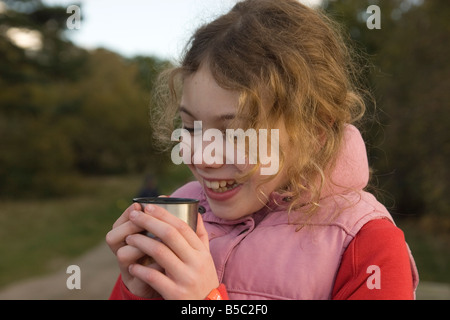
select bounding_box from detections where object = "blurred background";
[0,0,448,299]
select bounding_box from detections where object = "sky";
[42,0,322,61]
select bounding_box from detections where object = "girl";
[106,0,418,300]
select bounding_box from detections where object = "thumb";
[196,213,210,250]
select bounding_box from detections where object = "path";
[0,242,118,300]
[0,242,449,300]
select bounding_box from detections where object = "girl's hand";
[105,203,162,299]
[125,204,219,300]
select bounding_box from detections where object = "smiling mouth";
[204,179,241,193]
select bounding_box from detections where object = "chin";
[207,200,247,220]
[207,195,266,221]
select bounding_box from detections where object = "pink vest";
[171,125,419,299]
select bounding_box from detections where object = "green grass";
[396,217,450,284]
[0,167,193,288]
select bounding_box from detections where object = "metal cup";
[132,197,199,238]
[132,197,199,265]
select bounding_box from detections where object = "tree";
[0,0,171,197]
[0,0,87,196]
[323,0,450,219]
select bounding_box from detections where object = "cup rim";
[132,197,199,204]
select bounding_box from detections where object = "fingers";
[129,206,205,261]
[106,205,143,254]
[116,244,146,271]
[125,233,185,275]
[113,202,141,229]
[128,209,193,262]
[124,204,218,300]
[116,243,165,294]
[128,263,177,298]
[106,220,144,254]
[142,204,204,251]
[195,214,210,251]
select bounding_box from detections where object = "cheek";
[250,167,288,196]
[187,164,200,178]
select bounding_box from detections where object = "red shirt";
[109,219,415,300]
[332,218,415,299]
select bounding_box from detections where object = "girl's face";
[180,65,289,220]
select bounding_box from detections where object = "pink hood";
[322,124,370,197]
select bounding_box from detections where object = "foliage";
[323,0,450,221]
[0,0,170,197]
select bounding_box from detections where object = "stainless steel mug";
[132,197,199,265]
[132,197,199,239]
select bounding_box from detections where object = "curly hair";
[151,0,368,217]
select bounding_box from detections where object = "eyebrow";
[179,105,236,121]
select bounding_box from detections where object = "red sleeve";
[109,275,159,300]
[332,219,415,300]
[208,283,229,300]
[109,274,229,300]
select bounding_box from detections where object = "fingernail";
[129,210,139,219]
[144,204,155,213]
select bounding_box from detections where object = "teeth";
[211,181,220,189]
[204,179,239,193]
